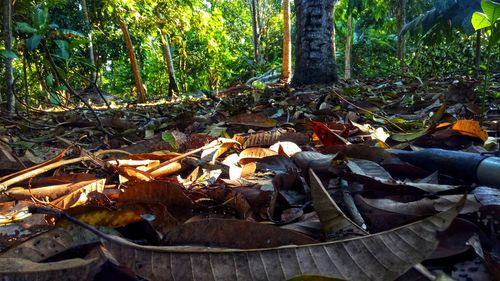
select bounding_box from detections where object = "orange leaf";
[451,120,488,142]
[306,121,348,147]
[436,122,452,129]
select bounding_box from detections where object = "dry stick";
[330,90,405,132]
[42,44,112,136]
[0,149,130,192]
[147,140,223,173]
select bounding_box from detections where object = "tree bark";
[344,14,352,80]
[250,0,263,64]
[292,0,337,86]
[396,0,407,74]
[117,14,147,103]
[279,0,292,83]
[3,0,15,113]
[332,3,337,61]
[80,0,98,85]
[160,30,180,97]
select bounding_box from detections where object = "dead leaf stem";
[331,90,405,132]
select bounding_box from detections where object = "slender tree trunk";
[292,0,337,86]
[80,0,97,85]
[3,0,15,113]
[23,51,29,106]
[117,14,147,103]
[396,0,407,74]
[475,30,481,78]
[332,3,337,61]
[250,0,262,64]
[160,30,179,97]
[279,0,292,83]
[344,14,353,80]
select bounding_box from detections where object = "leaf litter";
[0,76,499,280]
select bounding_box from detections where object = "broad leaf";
[94,203,460,281]
[0,257,101,280]
[32,5,48,29]
[482,0,500,22]
[472,12,492,30]
[15,22,37,34]
[54,40,69,60]
[26,35,43,51]
[0,50,18,59]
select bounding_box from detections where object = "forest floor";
[0,75,499,281]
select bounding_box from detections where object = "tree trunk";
[160,30,180,97]
[250,0,263,64]
[396,0,407,74]
[279,0,292,83]
[117,14,147,103]
[3,0,15,113]
[292,0,337,86]
[344,14,352,80]
[332,3,337,61]
[80,0,98,85]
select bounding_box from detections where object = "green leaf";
[26,35,43,51]
[33,4,48,29]
[48,23,60,30]
[46,73,54,87]
[481,0,500,22]
[15,22,37,34]
[55,40,69,60]
[1,50,18,59]
[472,12,491,30]
[54,85,68,91]
[161,131,178,150]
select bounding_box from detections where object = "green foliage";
[403,0,482,42]
[472,0,500,47]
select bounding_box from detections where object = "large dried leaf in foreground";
[1,224,98,262]
[163,218,317,248]
[0,257,100,281]
[91,202,460,281]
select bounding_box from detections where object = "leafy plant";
[471,0,500,122]
[471,0,500,48]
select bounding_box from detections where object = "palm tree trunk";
[279,0,292,83]
[292,0,337,86]
[117,14,147,103]
[3,0,15,113]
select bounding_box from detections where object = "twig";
[147,140,223,173]
[330,89,405,132]
[0,149,130,192]
[42,43,112,136]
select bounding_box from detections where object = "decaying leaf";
[309,169,368,239]
[225,113,277,128]
[0,257,101,281]
[95,202,461,281]
[162,218,317,248]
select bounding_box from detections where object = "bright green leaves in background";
[472,0,500,47]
